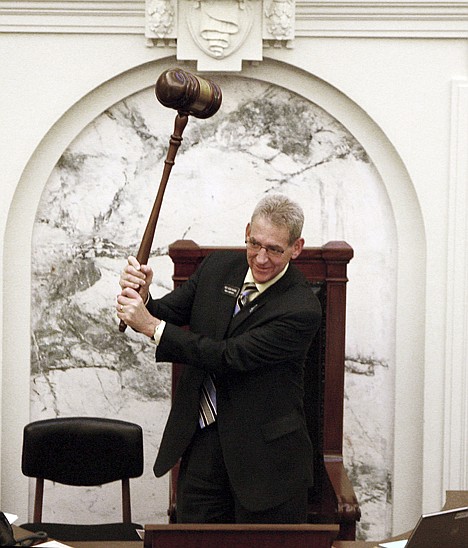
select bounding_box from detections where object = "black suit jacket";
[148,250,322,511]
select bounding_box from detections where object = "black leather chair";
[20,416,144,541]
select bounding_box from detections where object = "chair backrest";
[22,416,144,522]
[167,240,360,540]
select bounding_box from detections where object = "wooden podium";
[144,523,339,547]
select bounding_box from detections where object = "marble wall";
[31,75,397,539]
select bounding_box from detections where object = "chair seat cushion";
[20,521,143,541]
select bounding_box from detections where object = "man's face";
[245,216,304,284]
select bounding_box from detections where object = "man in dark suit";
[117,194,322,523]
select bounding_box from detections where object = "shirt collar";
[244,263,289,295]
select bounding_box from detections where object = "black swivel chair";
[20,416,144,541]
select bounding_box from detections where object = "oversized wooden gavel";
[119,68,222,332]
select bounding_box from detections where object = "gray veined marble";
[31,76,396,539]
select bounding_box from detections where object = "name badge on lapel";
[223,285,239,298]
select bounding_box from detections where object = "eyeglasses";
[245,237,286,258]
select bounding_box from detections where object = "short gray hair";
[251,194,304,244]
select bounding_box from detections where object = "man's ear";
[291,237,305,260]
[245,223,251,240]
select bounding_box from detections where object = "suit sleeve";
[145,255,208,327]
[156,289,321,374]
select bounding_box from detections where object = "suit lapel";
[215,258,248,340]
[228,265,299,333]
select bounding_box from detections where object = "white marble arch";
[2,56,424,538]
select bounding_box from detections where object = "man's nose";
[255,248,270,263]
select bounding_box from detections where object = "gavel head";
[155,68,222,119]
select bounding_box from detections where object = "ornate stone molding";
[264,0,295,45]
[0,1,145,33]
[444,79,468,491]
[2,1,468,69]
[145,1,296,70]
[2,1,468,36]
[146,0,177,42]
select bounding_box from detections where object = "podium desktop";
[12,491,468,548]
[143,523,340,548]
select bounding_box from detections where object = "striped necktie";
[199,283,258,428]
[233,283,258,316]
[199,373,217,428]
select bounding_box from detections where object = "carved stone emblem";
[145,0,296,70]
[186,0,254,59]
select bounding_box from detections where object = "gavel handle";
[119,112,189,332]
